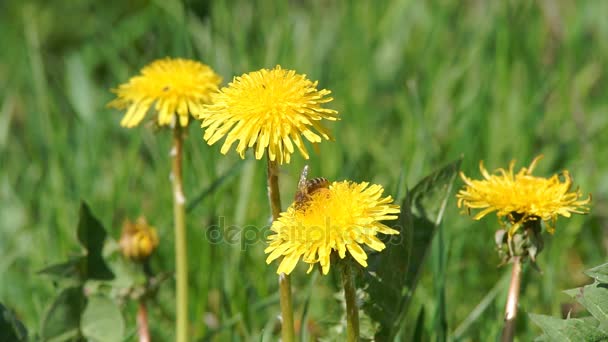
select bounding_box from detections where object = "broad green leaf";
[76,202,114,280]
[0,303,28,341]
[77,202,107,258]
[529,313,606,342]
[81,295,124,342]
[532,263,608,340]
[38,203,113,281]
[585,263,608,283]
[41,286,85,342]
[37,257,83,279]
[564,282,608,332]
[359,158,461,340]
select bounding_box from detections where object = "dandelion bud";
[119,217,159,261]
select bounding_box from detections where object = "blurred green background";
[1,0,607,340]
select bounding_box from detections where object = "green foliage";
[76,203,115,281]
[0,303,28,342]
[38,203,121,341]
[1,0,607,340]
[530,314,606,342]
[360,158,461,340]
[530,263,608,341]
[80,295,125,342]
[585,263,608,283]
[39,202,114,281]
[40,286,85,342]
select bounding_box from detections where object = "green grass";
[1,0,607,340]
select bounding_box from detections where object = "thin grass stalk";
[171,125,188,342]
[266,156,294,342]
[501,256,522,342]
[342,262,359,342]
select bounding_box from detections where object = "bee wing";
[298,165,309,191]
[294,165,310,203]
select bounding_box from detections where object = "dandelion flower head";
[265,181,400,275]
[200,66,339,164]
[456,155,590,234]
[109,58,221,128]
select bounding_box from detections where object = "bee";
[294,165,330,210]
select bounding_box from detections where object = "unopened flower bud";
[119,217,159,261]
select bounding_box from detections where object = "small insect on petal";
[265,180,400,275]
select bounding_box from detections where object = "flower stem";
[501,256,522,342]
[267,157,294,342]
[172,126,188,342]
[279,273,294,341]
[267,157,282,219]
[342,262,359,342]
[137,299,151,342]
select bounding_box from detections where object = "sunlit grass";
[1,0,607,340]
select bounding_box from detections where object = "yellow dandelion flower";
[456,155,591,234]
[265,181,400,275]
[119,217,160,261]
[108,58,221,128]
[200,66,339,164]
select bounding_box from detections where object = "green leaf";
[359,158,461,340]
[77,202,107,258]
[531,262,608,340]
[76,202,114,280]
[564,282,608,331]
[411,306,426,342]
[37,257,83,279]
[529,313,606,342]
[80,295,124,342]
[0,303,28,342]
[38,203,114,281]
[585,263,608,283]
[41,286,85,342]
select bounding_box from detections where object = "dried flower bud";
[119,217,159,261]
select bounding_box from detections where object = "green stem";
[172,126,188,342]
[501,256,522,342]
[279,273,295,341]
[267,157,282,219]
[267,157,294,342]
[342,262,359,342]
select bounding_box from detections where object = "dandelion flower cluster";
[457,155,590,234]
[200,66,339,164]
[109,58,221,128]
[265,181,400,275]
